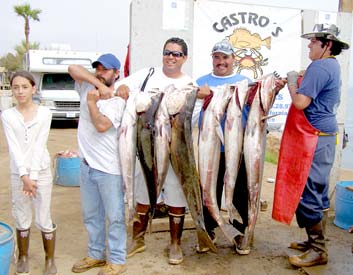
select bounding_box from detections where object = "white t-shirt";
[76,81,126,175]
[116,66,203,126]
[115,67,194,92]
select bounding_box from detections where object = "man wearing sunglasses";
[274,24,349,267]
[116,37,194,265]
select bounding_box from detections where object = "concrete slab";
[302,243,353,275]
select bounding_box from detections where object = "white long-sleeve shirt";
[1,106,52,179]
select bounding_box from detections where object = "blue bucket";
[54,157,81,187]
[0,222,15,275]
[334,181,353,230]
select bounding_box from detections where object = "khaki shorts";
[134,161,187,207]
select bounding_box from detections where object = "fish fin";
[166,123,172,143]
[216,124,225,145]
[261,114,278,121]
[228,205,243,225]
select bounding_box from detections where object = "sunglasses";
[163,50,184,58]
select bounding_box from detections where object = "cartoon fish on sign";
[228,28,271,50]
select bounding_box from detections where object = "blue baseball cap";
[92,53,121,69]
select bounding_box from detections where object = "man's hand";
[197,85,211,99]
[97,85,114,99]
[115,84,130,100]
[274,78,287,94]
[87,89,100,104]
[287,71,299,88]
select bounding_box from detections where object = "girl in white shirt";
[1,71,57,275]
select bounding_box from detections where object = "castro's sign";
[193,1,302,129]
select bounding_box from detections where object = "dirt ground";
[1,122,353,275]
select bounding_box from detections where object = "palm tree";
[15,40,40,57]
[14,3,41,53]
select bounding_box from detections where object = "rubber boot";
[16,228,30,275]
[289,209,329,251]
[322,208,328,239]
[168,209,185,265]
[42,224,58,275]
[289,221,328,267]
[127,210,150,258]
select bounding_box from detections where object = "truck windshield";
[42,73,75,90]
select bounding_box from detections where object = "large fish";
[119,91,139,221]
[168,85,217,253]
[237,74,277,253]
[198,84,242,244]
[154,85,174,197]
[224,79,249,223]
[136,90,163,216]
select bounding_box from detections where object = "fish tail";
[197,229,218,253]
[234,227,251,255]
[264,37,271,49]
[222,223,243,244]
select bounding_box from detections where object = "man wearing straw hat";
[273,23,350,267]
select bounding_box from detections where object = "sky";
[0,0,339,61]
[0,0,131,63]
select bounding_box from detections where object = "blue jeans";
[80,161,126,264]
[296,135,336,228]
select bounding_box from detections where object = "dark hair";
[317,37,343,56]
[113,69,120,81]
[163,37,188,56]
[10,71,36,87]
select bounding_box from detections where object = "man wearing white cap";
[274,24,349,267]
[195,40,285,254]
[194,40,251,253]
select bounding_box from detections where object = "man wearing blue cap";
[68,54,127,275]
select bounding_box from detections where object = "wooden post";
[339,0,353,12]
[329,2,352,208]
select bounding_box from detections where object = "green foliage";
[265,150,278,164]
[14,3,41,21]
[0,40,39,73]
[0,53,21,72]
[15,40,40,56]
